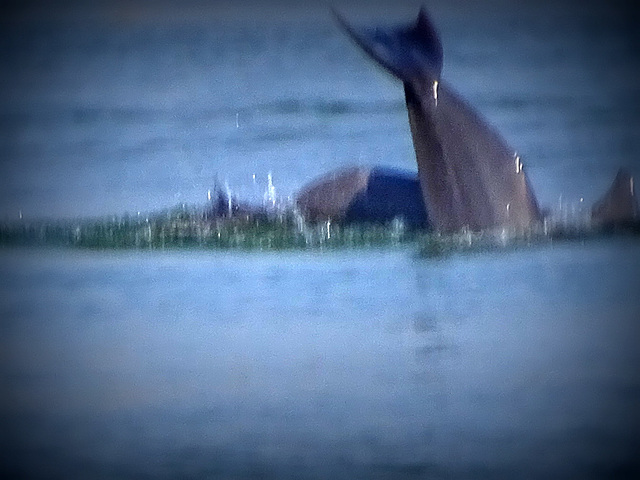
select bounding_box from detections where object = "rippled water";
[2,241,640,479]
[1,1,639,478]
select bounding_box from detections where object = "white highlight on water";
[432,80,439,106]
[264,172,277,208]
[225,181,232,215]
[514,153,522,173]
[550,193,591,229]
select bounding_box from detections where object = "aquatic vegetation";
[0,204,414,251]
[1,203,638,256]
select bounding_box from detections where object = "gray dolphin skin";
[592,168,638,226]
[296,166,428,228]
[333,7,543,233]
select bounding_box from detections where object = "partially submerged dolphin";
[298,7,542,233]
[209,7,637,232]
[207,166,428,228]
[592,168,638,227]
[296,166,427,228]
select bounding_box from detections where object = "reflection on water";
[1,240,639,478]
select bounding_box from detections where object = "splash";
[263,172,277,210]
[1,190,638,254]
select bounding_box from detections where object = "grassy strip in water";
[0,206,415,251]
[417,221,640,258]
[2,206,638,254]
[417,228,550,258]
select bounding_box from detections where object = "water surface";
[2,240,640,478]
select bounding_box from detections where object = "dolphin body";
[208,166,428,228]
[298,8,543,233]
[296,166,428,228]
[592,168,638,227]
[210,8,637,232]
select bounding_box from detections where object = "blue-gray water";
[1,0,639,478]
[2,242,640,479]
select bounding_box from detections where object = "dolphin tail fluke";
[333,7,443,82]
[591,168,638,226]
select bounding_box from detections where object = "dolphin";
[296,166,428,228]
[209,7,636,235]
[592,168,638,227]
[326,7,543,233]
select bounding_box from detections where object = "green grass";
[0,205,414,251]
[1,204,638,256]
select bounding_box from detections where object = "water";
[1,1,640,478]
[2,242,640,478]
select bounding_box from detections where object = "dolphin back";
[592,168,638,226]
